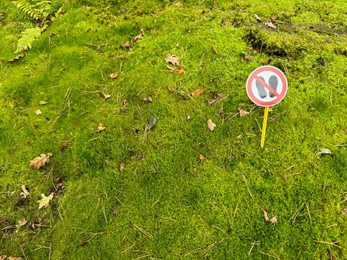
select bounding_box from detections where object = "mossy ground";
[1,0,347,259]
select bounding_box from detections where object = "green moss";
[1,0,347,259]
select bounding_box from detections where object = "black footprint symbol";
[268,75,278,98]
[256,76,267,99]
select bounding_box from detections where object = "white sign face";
[246,66,288,107]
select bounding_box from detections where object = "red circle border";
[246,66,288,107]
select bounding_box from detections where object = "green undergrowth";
[1,0,347,259]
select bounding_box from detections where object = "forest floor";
[1,0,347,259]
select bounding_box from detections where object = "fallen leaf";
[133,29,144,42]
[119,163,125,172]
[122,99,128,106]
[166,65,176,72]
[29,153,52,170]
[341,208,347,215]
[263,210,270,221]
[239,108,250,117]
[144,97,153,103]
[271,16,277,23]
[177,65,185,75]
[236,135,243,140]
[39,100,48,105]
[8,53,25,63]
[18,218,27,227]
[99,92,111,100]
[175,2,182,7]
[207,119,216,131]
[244,55,253,62]
[109,72,118,79]
[20,185,30,199]
[165,55,180,66]
[191,89,204,97]
[97,123,106,132]
[254,14,262,22]
[0,256,6,260]
[269,215,277,224]
[199,154,205,163]
[38,193,54,209]
[317,148,332,155]
[265,22,277,29]
[121,41,131,49]
[263,210,277,224]
[8,257,23,260]
[34,109,42,115]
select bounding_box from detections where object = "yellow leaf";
[38,193,54,209]
[98,123,106,132]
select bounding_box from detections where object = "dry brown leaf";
[121,41,131,49]
[165,55,180,66]
[8,257,23,260]
[178,67,185,75]
[264,210,277,224]
[122,99,128,106]
[18,218,27,227]
[269,216,278,224]
[166,65,176,72]
[97,123,106,132]
[133,29,144,42]
[177,65,185,75]
[263,210,270,221]
[191,89,204,97]
[20,185,30,199]
[0,256,6,260]
[29,153,52,170]
[239,108,250,117]
[34,109,42,115]
[175,2,182,7]
[265,22,277,29]
[244,56,253,62]
[199,154,205,163]
[271,16,277,23]
[99,92,111,100]
[144,97,153,103]
[342,208,347,215]
[8,53,25,63]
[254,14,262,22]
[207,119,216,131]
[109,72,118,79]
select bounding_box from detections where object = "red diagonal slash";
[254,75,279,98]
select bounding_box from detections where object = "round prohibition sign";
[246,66,288,107]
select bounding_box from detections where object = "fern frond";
[12,1,44,21]
[15,27,42,53]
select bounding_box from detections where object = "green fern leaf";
[15,27,42,53]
